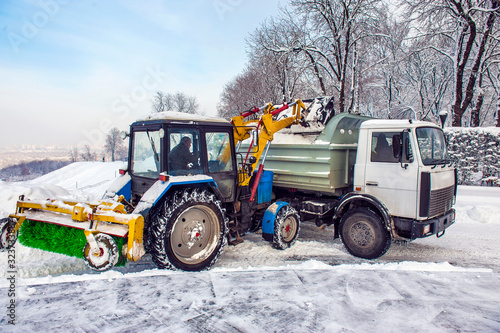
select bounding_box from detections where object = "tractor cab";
[127,113,238,205]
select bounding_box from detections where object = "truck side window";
[206,132,233,172]
[371,132,400,163]
[168,130,202,175]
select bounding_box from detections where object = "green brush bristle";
[18,220,126,267]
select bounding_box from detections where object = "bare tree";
[217,0,500,127]
[244,0,385,114]
[217,56,293,118]
[403,0,500,126]
[152,91,199,114]
[81,145,96,161]
[69,147,79,162]
[105,128,127,162]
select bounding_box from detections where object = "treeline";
[0,160,71,181]
[218,0,500,128]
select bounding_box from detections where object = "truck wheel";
[272,205,300,250]
[339,208,391,259]
[83,233,119,271]
[149,188,228,271]
[0,218,18,251]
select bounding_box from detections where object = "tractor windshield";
[131,130,162,178]
[416,127,449,166]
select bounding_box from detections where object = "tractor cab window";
[168,130,202,175]
[131,130,161,178]
[205,132,234,173]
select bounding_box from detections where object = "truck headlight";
[423,224,431,235]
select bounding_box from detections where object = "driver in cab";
[169,136,199,173]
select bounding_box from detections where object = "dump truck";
[0,99,456,271]
[265,112,456,259]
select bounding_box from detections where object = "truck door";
[364,130,418,218]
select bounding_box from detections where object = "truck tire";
[339,208,391,259]
[149,188,228,271]
[83,233,119,271]
[272,205,300,250]
[0,218,17,251]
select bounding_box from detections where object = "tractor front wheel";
[272,205,300,250]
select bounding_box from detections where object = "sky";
[0,0,283,148]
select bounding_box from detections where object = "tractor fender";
[261,201,290,240]
[103,173,132,201]
[132,175,218,218]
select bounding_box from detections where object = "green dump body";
[264,113,372,196]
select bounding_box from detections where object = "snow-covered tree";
[446,129,500,185]
[152,91,200,114]
[105,127,127,162]
[402,0,500,127]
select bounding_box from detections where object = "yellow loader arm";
[233,99,306,187]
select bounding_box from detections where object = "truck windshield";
[131,130,161,178]
[416,127,449,166]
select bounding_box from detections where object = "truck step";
[300,200,337,216]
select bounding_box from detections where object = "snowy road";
[1,263,499,332]
[0,163,499,332]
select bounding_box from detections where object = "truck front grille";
[428,185,455,218]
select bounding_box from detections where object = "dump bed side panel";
[263,143,357,196]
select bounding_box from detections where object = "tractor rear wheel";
[149,188,228,271]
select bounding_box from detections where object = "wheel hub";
[281,216,297,242]
[170,205,219,264]
[182,221,205,249]
[351,222,374,247]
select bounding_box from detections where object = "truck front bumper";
[394,209,456,240]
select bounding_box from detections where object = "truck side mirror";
[402,131,414,162]
[392,134,402,159]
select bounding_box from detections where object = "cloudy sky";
[0,0,283,147]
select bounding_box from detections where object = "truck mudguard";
[132,175,218,217]
[262,201,290,238]
[335,193,392,231]
[103,173,132,201]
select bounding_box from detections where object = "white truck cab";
[354,119,456,240]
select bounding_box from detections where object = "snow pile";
[0,162,125,278]
[455,186,500,225]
